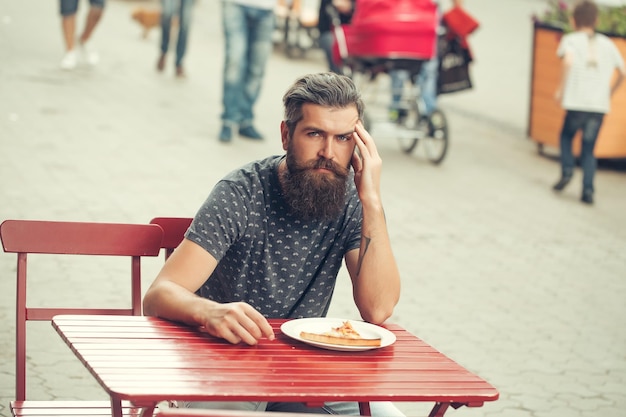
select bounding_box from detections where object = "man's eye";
[337,135,351,142]
[307,131,321,137]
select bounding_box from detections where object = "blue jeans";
[416,56,438,116]
[319,31,341,74]
[60,0,105,16]
[389,56,438,117]
[221,1,275,126]
[389,69,410,111]
[558,110,605,193]
[161,0,193,68]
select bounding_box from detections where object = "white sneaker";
[60,50,78,70]
[80,43,99,66]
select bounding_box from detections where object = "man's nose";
[318,138,335,159]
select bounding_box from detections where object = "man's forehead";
[302,102,357,112]
[300,103,359,122]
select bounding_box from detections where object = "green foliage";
[536,0,626,36]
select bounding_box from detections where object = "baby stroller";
[330,0,449,164]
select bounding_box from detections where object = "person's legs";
[389,70,408,109]
[266,402,330,414]
[183,401,267,411]
[77,0,105,65]
[579,112,604,203]
[184,400,404,416]
[266,401,404,416]
[78,0,104,45]
[319,30,340,73]
[61,15,77,51]
[238,6,275,134]
[174,0,193,75]
[388,69,410,122]
[61,11,77,52]
[553,110,583,191]
[158,0,175,71]
[219,1,248,141]
[59,0,79,69]
[417,55,439,116]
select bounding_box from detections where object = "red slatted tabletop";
[51,315,498,417]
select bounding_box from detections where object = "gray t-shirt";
[186,155,363,318]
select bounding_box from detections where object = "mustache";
[299,158,349,177]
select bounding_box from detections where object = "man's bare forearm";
[353,205,401,324]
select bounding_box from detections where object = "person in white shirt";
[552,0,625,204]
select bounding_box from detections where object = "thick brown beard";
[280,152,350,221]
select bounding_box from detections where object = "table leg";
[140,404,156,417]
[428,402,450,417]
[358,401,371,416]
[111,398,124,417]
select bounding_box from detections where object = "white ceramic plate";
[280,317,396,352]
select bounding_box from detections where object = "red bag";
[442,6,479,38]
[338,0,438,61]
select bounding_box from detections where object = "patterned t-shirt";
[186,155,363,319]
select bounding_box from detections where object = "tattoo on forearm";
[356,235,371,276]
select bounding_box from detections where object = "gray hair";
[282,72,364,135]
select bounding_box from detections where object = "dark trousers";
[558,110,605,193]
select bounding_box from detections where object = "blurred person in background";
[389,0,465,123]
[218,0,275,143]
[552,0,625,204]
[59,0,105,70]
[157,0,195,78]
[317,0,355,74]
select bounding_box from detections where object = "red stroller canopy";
[340,0,439,61]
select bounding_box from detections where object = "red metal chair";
[0,219,164,415]
[149,217,193,260]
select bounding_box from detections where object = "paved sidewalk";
[1,1,625,417]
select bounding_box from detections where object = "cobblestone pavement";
[1,1,625,416]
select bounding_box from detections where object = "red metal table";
[51,315,498,417]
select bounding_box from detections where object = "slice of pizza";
[300,321,382,347]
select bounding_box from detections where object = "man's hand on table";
[199,301,275,345]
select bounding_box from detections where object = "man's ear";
[280,121,289,151]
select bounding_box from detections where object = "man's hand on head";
[351,122,382,205]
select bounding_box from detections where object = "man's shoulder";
[225,155,281,177]
[220,156,282,192]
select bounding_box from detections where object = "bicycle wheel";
[422,109,449,164]
[396,99,420,154]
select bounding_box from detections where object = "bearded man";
[143,72,403,416]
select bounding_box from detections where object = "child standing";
[552,0,625,204]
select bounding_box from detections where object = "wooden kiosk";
[528,22,626,158]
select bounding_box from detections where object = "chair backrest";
[0,219,164,401]
[149,217,193,260]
